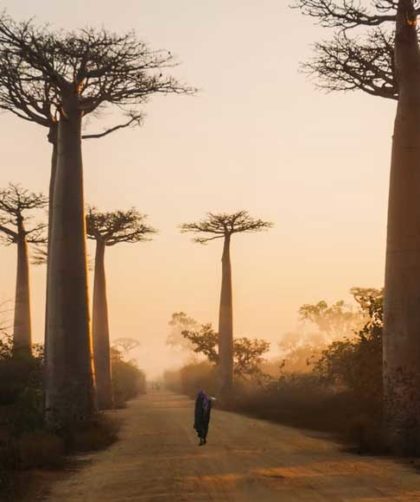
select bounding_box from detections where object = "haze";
[0,0,390,377]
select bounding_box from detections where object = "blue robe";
[194,391,212,440]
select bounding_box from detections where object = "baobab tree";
[295,0,420,453]
[86,208,156,409]
[0,184,47,356]
[180,211,272,396]
[0,15,191,427]
[0,35,142,406]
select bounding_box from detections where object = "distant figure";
[194,390,213,446]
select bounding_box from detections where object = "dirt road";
[45,391,420,501]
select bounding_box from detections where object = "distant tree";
[299,300,363,342]
[294,0,420,454]
[110,347,146,407]
[86,207,156,409]
[0,14,192,427]
[0,184,47,356]
[167,312,199,351]
[180,211,272,397]
[280,289,383,374]
[112,338,141,358]
[181,323,270,380]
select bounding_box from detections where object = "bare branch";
[82,112,143,139]
[31,244,47,265]
[26,222,47,244]
[293,0,406,29]
[294,0,411,101]
[304,28,398,99]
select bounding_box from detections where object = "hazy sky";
[0,0,392,376]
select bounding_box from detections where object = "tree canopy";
[86,207,156,246]
[180,321,270,379]
[180,211,273,243]
[0,14,194,138]
[0,184,47,244]
[293,0,420,100]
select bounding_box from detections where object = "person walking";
[194,390,213,446]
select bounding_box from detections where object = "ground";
[41,391,420,501]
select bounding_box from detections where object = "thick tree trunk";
[44,124,58,363]
[45,106,95,429]
[383,0,420,455]
[13,228,32,357]
[92,241,113,409]
[218,234,233,397]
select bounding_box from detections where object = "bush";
[111,348,146,408]
[0,342,43,407]
[314,291,383,411]
[164,361,217,399]
[17,431,65,469]
[64,415,118,453]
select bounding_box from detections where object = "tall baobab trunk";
[92,241,113,409]
[218,234,233,396]
[383,0,420,455]
[45,104,95,429]
[13,224,32,357]
[44,123,58,362]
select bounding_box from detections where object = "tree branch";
[82,112,143,139]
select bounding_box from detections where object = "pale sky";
[0,0,392,377]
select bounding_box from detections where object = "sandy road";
[45,391,420,501]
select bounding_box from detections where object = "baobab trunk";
[218,234,233,397]
[45,103,95,429]
[383,0,420,455]
[44,124,58,362]
[13,228,32,357]
[92,241,113,409]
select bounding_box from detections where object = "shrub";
[163,361,217,398]
[163,369,182,393]
[111,348,146,408]
[314,291,383,409]
[17,431,65,469]
[64,415,118,452]
[179,361,217,398]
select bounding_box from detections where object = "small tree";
[0,184,47,356]
[86,207,156,409]
[167,312,200,351]
[180,212,272,396]
[181,323,270,380]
